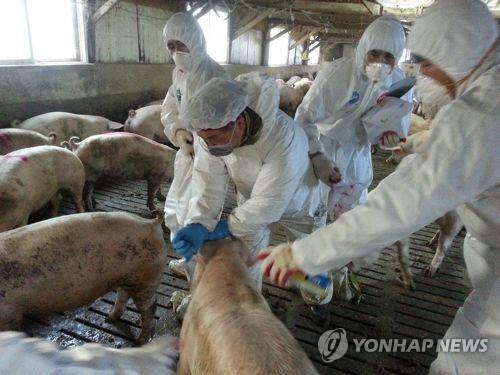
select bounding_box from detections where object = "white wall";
[230,29,262,65]
[95,1,172,63]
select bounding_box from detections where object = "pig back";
[0,129,53,155]
[125,105,168,143]
[0,212,166,313]
[0,146,84,206]
[76,133,174,180]
[16,112,109,141]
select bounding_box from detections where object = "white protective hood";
[408,0,498,82]
[162,12,226,109]
[355,16,406,73]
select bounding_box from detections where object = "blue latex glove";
[172,223,209,261]
[207,219,232,241]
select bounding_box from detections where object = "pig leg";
[425,212,463,277]
[106,288,129,322]
[48,193,62,217]
[147,180,160,211]
[395,239,415,291]
[66,186,85,214]
[426,229,440,248]
[131,289,157,345]
[83,181,96,211]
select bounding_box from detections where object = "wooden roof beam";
[289,28,321,50]
[362,0,381,15]
[233,9,276,39]
[267,26,293,43]
[93,0,121,23]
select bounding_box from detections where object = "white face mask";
[172,51,192,72]
[365,63,392,82]
[415,76,453,110]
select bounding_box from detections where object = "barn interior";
[1,1,498,374]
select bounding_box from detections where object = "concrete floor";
[21,150,471,375]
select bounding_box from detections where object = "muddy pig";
[178,239,318,375]
[12,112,123,142]
[0,146,85,232]
[0,211,167,344]
[65,133,175,211]
[0,129,57,155]
[125,105,169,143]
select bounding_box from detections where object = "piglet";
[178,239,318,375]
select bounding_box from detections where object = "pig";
[0,146,85,232]
[292,77,313,97]
[124,105,169,143]
[178,239,318,375]
[0,211,168,344]
[0,332,178,374]
[0,129,57,155]
[384,130,463,278]
[278,84,304,117]
[143,99,164,107]
[286,75,302,86]
[386,129,430,165]
[408,113,431,136]
[12,112,123,142]
[64,133,175,211]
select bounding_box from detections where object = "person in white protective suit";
[261,0,499,373]
[161,12,227,278]
[161,12,227,235]
[295,16,412,219]
[0,331,178,374]
[171,72,329,294]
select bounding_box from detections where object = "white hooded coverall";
[0,332,178,374]
[181,72,327,286]
[161,12,227,235]
[295,16,412,218]
[291,1,499,373]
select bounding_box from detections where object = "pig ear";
[108,121,124,130]
[48,132,57,143]
[129,109,136,118]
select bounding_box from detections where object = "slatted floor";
[21,150,470,375]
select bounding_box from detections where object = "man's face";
[364,49,395,69]
[167,40,190,54]
[197,115,246,148]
